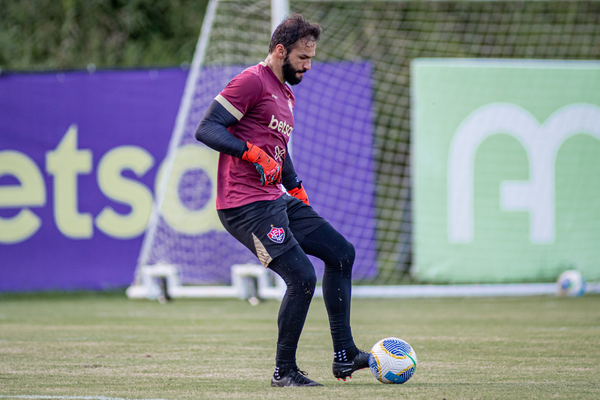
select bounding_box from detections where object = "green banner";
[412,59,600,283]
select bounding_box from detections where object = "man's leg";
[218,198,322,386]
[298,222,369,380]
[298,223,356,354]
[267,245,317,374]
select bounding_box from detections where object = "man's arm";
[195,100,281,186]
[282,152,309,205]
[195,100,247,157]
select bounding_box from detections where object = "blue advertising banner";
[1,63,376,292]
[0,69,186,291]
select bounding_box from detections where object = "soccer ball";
[368,337,417,384]
[556,270,586,297]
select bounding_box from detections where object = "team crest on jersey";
[288,98,294,115]
[274,145,286,162]
[267,226,285,244]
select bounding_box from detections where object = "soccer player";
[195,14,368,387]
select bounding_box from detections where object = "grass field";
[0,292,599,400]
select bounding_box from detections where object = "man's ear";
[276,44,287,59]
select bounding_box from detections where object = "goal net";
[127,0,600,299]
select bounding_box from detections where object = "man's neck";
[264,53,285,85]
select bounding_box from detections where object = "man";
[195,14,368,387]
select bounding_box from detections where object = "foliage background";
[0,0,209,71]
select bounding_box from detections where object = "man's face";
[282,39,316,85]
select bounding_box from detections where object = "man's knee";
[282,266,315,301]
[331,237,355,267]
[343,240,355,266]
[269,245,316,299]
[300,268,317,299]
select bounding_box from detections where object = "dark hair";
[268,14,322,54]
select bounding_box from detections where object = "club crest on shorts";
[267,226,285,244]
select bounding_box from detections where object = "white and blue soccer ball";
[368,337,417,384]
[556,270,586,297]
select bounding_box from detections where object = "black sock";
[334,346,359,363]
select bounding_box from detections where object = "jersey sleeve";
[282,152,301,190]
[215,70,264,121]
[195,100,247,158]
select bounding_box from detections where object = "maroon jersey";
[214,62,295,210]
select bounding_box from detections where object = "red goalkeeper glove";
[242,141,281,186]
[288,183,309,206]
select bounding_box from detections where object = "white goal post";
[128,0,291,301]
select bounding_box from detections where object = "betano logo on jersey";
[268,115,293,137]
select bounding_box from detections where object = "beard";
[282,55,306,85]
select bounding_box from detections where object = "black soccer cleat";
[271,368,323,387]
[332,349,370,381]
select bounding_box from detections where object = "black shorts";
[217,195,328,267]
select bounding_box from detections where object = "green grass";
[0,293,599,399]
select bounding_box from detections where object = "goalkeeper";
[195,14,368,387]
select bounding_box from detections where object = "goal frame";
[127,0,290,301]
[127,0,600,301]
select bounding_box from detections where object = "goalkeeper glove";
[288,183,309,206]
[242,141,281,186]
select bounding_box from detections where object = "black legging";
[267,222,356,369]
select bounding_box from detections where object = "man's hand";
[288,183,309,206]
[242,141,281,186]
